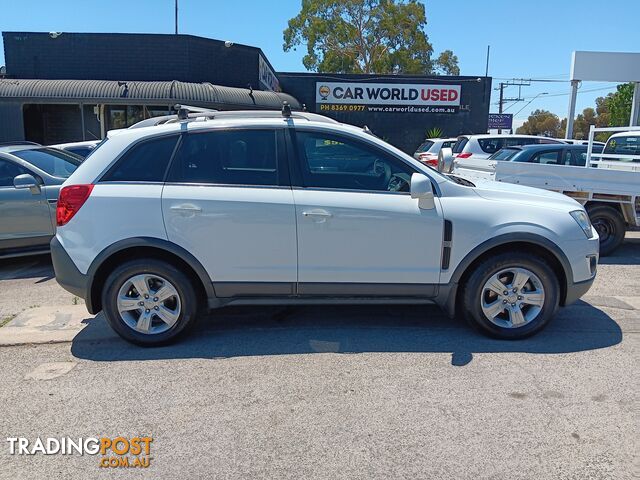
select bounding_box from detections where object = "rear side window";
[478,138,505,154]
[415,140,434,153]
[452,137,468,153]
[168,129,280,186]
[103,135,179,182]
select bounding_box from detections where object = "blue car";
[488,143,604,166]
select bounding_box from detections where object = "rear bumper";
[50,236,91,308]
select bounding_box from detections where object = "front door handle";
[170,204,202,215]
[302,209,332,223]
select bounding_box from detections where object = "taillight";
[456,152,472,158]
[425,159,439,167]
[56,184,94,226]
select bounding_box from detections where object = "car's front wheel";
[462,252,560,339]
[102,259,198,346]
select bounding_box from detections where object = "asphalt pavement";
[0,233,638,479]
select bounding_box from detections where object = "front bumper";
[564,276,595,306]
[50,236,89,303]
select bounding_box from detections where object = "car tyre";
[587,205,625,256]
[462,252,560,339]
[102,259,198,346]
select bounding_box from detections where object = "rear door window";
[529,150,561,164]
[102,135,179,182]
[168,129,282,186]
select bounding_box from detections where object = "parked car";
[0,143,82,258]
[489,144,604,166]
[563,139,606,147]
[51,110,598,346]
[601,131,640,163]
[452,134,566,160]
[52,140,101,159]
[413,138,457,167]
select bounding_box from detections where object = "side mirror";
[410,173,435,210]
[438,147,455,173]
[13,174,41,194]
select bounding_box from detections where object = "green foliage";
[515,109,564,137]
[426,127,443,138]
[606,82,634,127]
[283,0,459,75]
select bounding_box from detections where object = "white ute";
[50,108,599,345]
[444,125,640,255]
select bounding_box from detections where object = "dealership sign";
[316,82,461,110]
[488,113,513,129]
[259,55,280,92]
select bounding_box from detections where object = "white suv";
[453,134,566,160]
[51,110,599,345]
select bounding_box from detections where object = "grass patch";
[0,314,17,328]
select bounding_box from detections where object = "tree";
[606,82,634,127]
[572,107,597,139]
[434,50,460,76]
[283,0,459,75]
[516,109,564,137]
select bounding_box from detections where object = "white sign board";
[571,51,640,82]
[316,82,461,111]
[258,55,280,92]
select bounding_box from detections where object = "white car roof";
[608,131,640,139]
[460,134,564,141]
[70,113,449,186]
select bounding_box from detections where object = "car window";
[537,138,562,144]
[477,138,504,154]
[530,150,561,164]
[452,137,468,153]
[442,141,454,149]
[489,148,520,161]
[103,135,179,182]
[168,130,280,186]
[415,140,434,153]
[295,131,415,193]
[11,148,81,178]
[0,159,30,187]
[603,136,640,162]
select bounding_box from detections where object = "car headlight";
[570,210,594,238]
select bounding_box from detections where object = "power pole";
[175,0,179,34]
[498,82,504,134]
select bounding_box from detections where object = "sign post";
[488,113,513,131]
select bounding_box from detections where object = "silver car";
[0,142,82,258]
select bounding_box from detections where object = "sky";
[0,0,637,128]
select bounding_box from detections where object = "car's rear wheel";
[102,259,198,346]
[462,252,559,339]
[587,205,625,256]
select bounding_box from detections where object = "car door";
[162,128,298,297]
[289,129,444,296]
[0,158,53,249]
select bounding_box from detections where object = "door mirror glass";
[13,173,40,193]
[410,173,435,210]
[438,147,454,173]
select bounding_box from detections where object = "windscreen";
[12,148,82,178]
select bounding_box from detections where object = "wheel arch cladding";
[440,233,572,317]
[87,238,213,314]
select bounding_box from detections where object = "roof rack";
[0,141,41,147]
[128,105,340,129]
